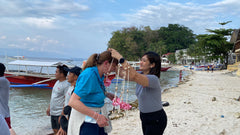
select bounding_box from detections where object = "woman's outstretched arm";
[109,48,149,87]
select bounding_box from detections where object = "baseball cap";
[64,66,82,76]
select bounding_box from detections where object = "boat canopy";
[8,60,63,67]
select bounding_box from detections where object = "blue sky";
[0,0,239,59]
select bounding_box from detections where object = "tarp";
[8,60,63,67]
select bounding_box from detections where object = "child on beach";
[67,51,117,135]
[46,65,70,134]
[211,65,214,73]
[109,48,167,135]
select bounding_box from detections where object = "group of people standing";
[46,65,82,135]
[1,48,168,135]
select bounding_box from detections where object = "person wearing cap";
[64,66,82,106]
[57,66,82,135]
[46,65,70,134]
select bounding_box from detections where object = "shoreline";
[109,68,240,135]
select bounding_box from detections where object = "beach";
[109,69,240,135]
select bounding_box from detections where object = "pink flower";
[112,97,132,110]
[104,78,112,87]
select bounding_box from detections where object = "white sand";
[109,69,240,135]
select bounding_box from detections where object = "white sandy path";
[109,70,240,135]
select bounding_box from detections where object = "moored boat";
[5,60,69,89]
[128,59,171,72]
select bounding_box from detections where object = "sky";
[0,0,239,59]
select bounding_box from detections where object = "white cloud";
[22,17,56,29]
[210,0,240,17]
[6,35,64,54]
[121,1,236,34]
[0,0,89,18]
[25,36,39,43]
[0,36,6,40]
[25,37,31,41]
[29,48,35,51]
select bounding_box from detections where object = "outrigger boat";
[128,60,171,72]
[5,60,68,89]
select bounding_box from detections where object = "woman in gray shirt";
[109,48,167,135]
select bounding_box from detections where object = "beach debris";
[218,87,224,90]
[233,96,240,101]
[184,101,191,104]
[234,112,240,118]
[189,84,192,86]
[129,99,138,109]
[109,109,125,120]
[220,115,224,118]
[162,101,170,107]
[172,122,178,127]
[234,96,240,101]
[219,129,226,135]
[212,97,217,101]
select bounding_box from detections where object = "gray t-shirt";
[0,114,10,135]
[64,85,74,106]
[136,74,163,113]
[0,77,10,118]
[50,80,69,116]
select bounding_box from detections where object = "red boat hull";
[136,67,171,72]
[161,67,171,71]
[5,73,56,89]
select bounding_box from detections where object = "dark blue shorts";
[80,122,107,135]
[51,115,60,130]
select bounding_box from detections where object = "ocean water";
[0,56,191,134]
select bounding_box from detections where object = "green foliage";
[187,43,206,63]
[158,24,196,52]
[168,53,176,64]
[196,21,234,67]
[108,24,195,60]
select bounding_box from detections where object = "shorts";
[51,115,60,130]
[5,117,12,129]
[80,122,107,135]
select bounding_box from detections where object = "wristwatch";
[119,58,125,64]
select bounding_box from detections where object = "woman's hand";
[56,128,67,135]
[95,113,109,127]
[108,48,122,60]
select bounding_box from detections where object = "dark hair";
[83,51,118,70]
[0,63,6,77]
[143,52,161,78]
[57,65,68,77]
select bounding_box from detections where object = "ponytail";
[83,51,118,70]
